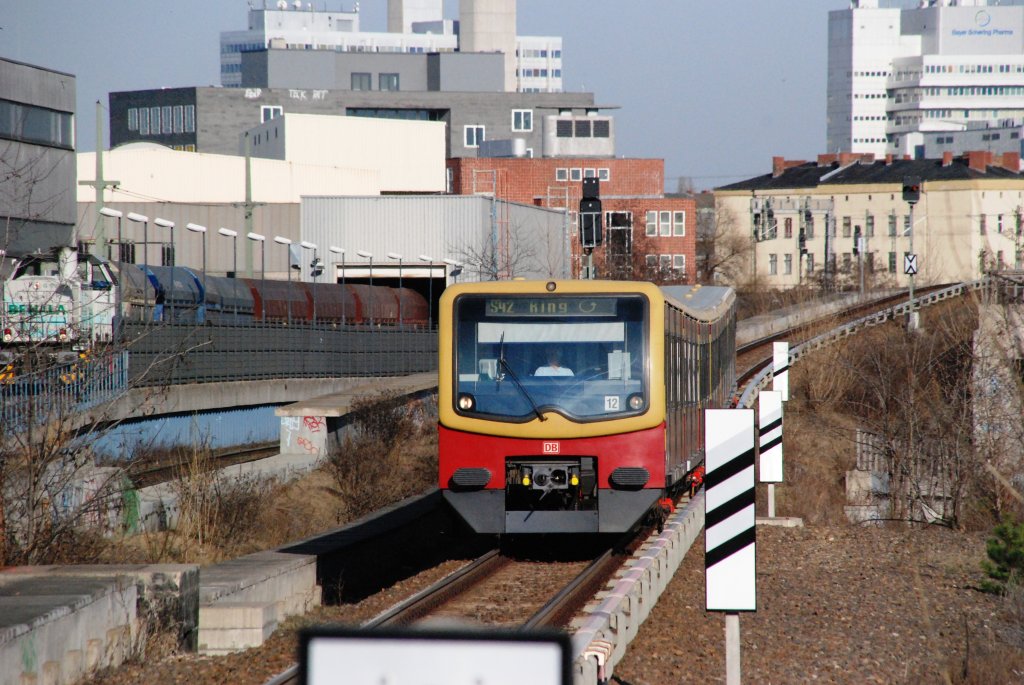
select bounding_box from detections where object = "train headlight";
[457,393,475,411]
[627,393,645,411]
[570,473,580,487]
[521,468,532,487]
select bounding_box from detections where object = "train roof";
[660,285,736,322]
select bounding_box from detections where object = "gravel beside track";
[614,524,1004,685]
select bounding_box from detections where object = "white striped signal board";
[759,391,783,483]
[773,342,789,401]
[705,409,756,612]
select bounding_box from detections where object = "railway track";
[125,441,279,488]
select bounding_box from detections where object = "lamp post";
[300,241,318,323]
[387,252,403,327]
[418,254,433,329]
[329,246,345,323]
[357,250,373,325]
[98,207,123,335]
[274,236,293,323]
[186,223,208,322]
[247,232,266,321]
[444,257,463,284]
[218,228,239,320]
[154,218,174,321]
[126,212,150,320]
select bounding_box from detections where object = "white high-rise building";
[220,0,563,93]
[828,0,1024,158]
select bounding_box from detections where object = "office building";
[828,0,1024,159]
[0,57,76,256]
[220,0,562,93]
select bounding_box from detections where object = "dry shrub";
[325,391,437,523]
[735,285,824,320]
[949,630,1024,684]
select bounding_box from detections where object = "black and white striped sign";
[705,409,756,612]
[773,342,789,401]
[759,391,783,483]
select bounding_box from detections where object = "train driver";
[535,347,574,377]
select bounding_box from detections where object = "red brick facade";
[447,158,695,283]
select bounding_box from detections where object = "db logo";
[543,442,560,454]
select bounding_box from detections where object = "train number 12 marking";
[543,442,560,454]
[604,396,620,411]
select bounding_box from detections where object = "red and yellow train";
[438,279,736,535]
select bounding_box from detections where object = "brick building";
[447,157,695,283]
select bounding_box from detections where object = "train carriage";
[438,279,736,535]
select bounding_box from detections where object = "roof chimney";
[942,151,953,167]
[967,150,989,172]
[817,153,838,167]
[772,156,786,178]
[885,154,894,165]
[1001,152,1021,172]
[839,152,857,167]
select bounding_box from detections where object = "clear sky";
[4,1,863,190]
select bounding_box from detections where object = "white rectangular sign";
[772,342,789,401]
[758,391,784,483]
[705,409,756,612]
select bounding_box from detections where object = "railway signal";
[579,178,602,279]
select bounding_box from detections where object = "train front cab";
[438,280,670,535]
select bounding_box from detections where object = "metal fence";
[124,321,438,387]
[1,352,129,433]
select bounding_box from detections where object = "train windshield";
[453,294,647,421]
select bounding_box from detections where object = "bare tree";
[697,204,751,285]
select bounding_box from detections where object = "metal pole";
[170,224,175,321]
[287,249,292,324]
[369,256,373,326]
[342,253,346,324]
[428,264,432,329]
[725,613,741,685]
[116,216,122,335]
[202,234,207,323]
[260,241,265,321]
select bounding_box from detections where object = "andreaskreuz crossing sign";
[904,254,918,276]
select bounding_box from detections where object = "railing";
[123,321,438,387]
[0,352,129,433]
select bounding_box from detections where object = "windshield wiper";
[497,332,546,422]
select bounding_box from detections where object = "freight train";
[437,279,736,535]
[1,251,428,374]
[112,262,428,326]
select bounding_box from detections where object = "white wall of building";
[77,143,381,205]
[245,113,446,193]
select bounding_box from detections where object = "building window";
[162,106,172,134]
[998,214,1004,233]
[593,120,610,137]
[807,254,814,273]
[127,108,138,131]
[980,215,987,235]
[379,73,400,91]
[842,253,851,272]
[865,215,874,237]
[570,168,582,181]
[173,105,184,133]
[555,168,568,182]
[784,253,792,274]
[584,168,597,179]
[645,255,657,268]
[185,105,195,133]
[806,216,814,240]
[351,72,371,90]
[769,253,778,275]
[646,211,657,237]
[888,214,897,237]
[598,168,610,182]
[556,120,573,138]
[659,211,671,237]
[575,120,592,137]
[784,217,793,239]
[464,125,485,147]
[150,106,161,133]
[0,98,74,149]
[512,109,533,132]
[162,244,175,267]
[139,108,150,135]
[261,105,282,123]
[660,254,672,271]
[671,211,686,237]
[842,216,852,238]
[673,254,686,275]
[888,252,897,273]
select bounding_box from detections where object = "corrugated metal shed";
[301,195,569,284]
